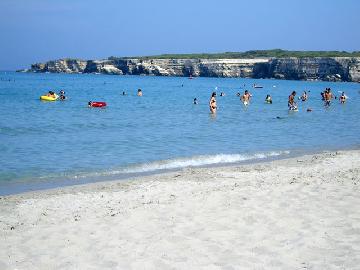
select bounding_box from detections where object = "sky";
[0,0,359,70]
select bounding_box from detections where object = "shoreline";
[1,146,353,197]
[1,149,359,269]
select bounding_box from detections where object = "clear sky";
[0,0,359,70]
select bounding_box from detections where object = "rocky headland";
[20,57,360,82]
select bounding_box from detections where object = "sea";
[1,71,359,195]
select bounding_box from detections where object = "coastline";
[1,149,359,269]
[21,56,360,82]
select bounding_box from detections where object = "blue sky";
[0,0,359,70]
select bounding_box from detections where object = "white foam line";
[74,151,290,179]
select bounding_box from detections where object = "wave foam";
[84,151,290,178]
[71,151,290,180]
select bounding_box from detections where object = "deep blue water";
[1,72,359,194]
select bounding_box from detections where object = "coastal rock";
[24,57,360,82]
[31,59,87,73]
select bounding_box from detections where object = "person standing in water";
[241,90,252,105]
[137,89,143,96]
[340,92,347,104]
[209,92,217,114]
[288,91,297,110]
[324,88,333,106]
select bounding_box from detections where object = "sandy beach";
[1,150,360,269]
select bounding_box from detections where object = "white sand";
[1,150,360,270]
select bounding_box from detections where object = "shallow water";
[0,72,359,194]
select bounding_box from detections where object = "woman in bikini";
[209,92,217,114]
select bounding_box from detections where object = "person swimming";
[300,91,308,101]
[137,89,143,96]
[193,98,198,105]
[58,90,66,100]
[288,91,297,110]
[209,92,217,114]
[220,92,225,97]
[122,91,126,95]
[265,94,272,104]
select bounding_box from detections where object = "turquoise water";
[1,72,359,194]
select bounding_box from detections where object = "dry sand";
[1,150,360,270]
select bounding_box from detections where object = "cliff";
[24,57,360,82]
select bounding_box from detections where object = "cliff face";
[27,57,360,82]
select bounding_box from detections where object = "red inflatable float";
[88,101,107,108]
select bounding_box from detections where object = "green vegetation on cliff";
[109,49,360,60]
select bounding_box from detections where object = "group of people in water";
[43,85,348,113]
[205,87,348,114]
[45,90,66,100]
[121,89,143,96]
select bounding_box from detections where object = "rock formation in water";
[22,57,360,82]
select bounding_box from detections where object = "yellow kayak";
[40,94,58,101]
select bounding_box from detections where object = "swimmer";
[307,108,312,112]
[300,91,308,101]
[137,89,143,96]
[220,92,225,97]
[88,101,93,107]
[209,92,217,114]
[122,91,126,95]
[288,91,297,110]
[193,98,198,105]
[339,92,347,103]
[265,94,272,104]
[241,90,252,105]
[58,90,66,100]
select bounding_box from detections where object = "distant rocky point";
[19,50,360,82]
